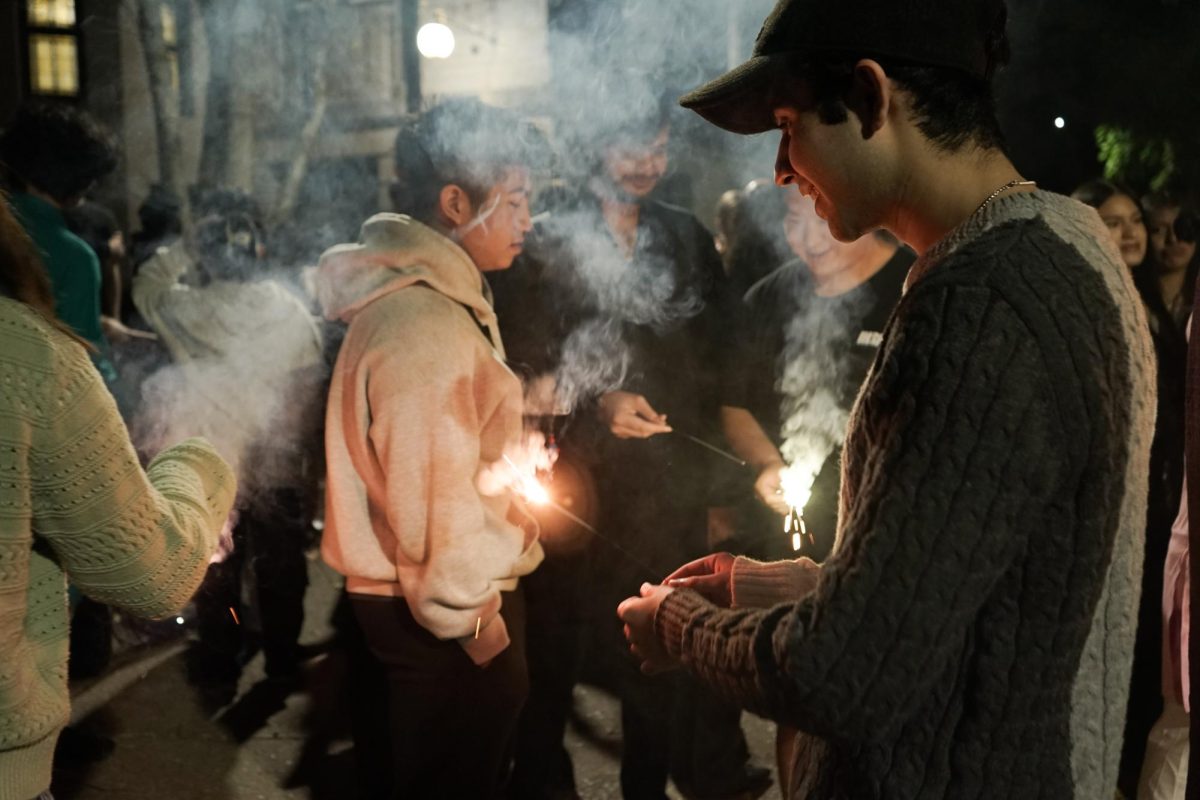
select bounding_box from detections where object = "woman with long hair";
[0,193,235,800]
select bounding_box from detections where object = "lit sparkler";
[504,455,551,505]
[778,464,817,551]
[673,431,748,467]
[501,452,658,577]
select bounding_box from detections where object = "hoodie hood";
[316,213,500,342]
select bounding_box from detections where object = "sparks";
[779,464,818,551]
[502,454,551,505]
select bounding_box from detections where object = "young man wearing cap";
[618,1,1156,798]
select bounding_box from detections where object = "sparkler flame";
[779,464,817,551]
[504,455,551,506]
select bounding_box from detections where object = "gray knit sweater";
[655,191,1155,799]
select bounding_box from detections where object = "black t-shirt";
[490,191,729,573]
[722,248,913,560]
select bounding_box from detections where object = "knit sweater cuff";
[655,588,711,661]
[0,730,57,800]
[731,556,820,609]
[149,436,238,519]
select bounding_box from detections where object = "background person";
[1144,189,1199,332]
[0,103,121,392]
[509,87,770,800]
[132,187,326,707]
[1073,178,1188,796]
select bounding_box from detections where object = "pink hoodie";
[316,214,542,664]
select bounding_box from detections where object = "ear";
[437,184,473,228]
[846,59,891,140]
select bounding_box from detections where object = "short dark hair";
[138,183,183,237]
[64,199,120,261]
[770,56,1007,152]
[767,3,1009,154]
[0,103,118,204]
[390,98,548,224]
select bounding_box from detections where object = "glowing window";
[161,3,177,46]
[29,33,79,96]
[27,0,76,28]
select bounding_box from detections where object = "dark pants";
[509,548,590,798]
[590,520,754,800]
[613,627,752,800]
[191,487,311,682]
[349,589,528,800]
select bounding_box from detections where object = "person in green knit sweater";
[0,194,237,800]
[620,1,1155,798]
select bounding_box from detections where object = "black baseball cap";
[680,0,1008,135]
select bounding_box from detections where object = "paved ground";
[52,556,784,800]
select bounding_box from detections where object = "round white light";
[175,616,185,624]
[417,22,455,59]
[1054,116,1066,129]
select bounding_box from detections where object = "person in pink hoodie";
[314,99,545,798]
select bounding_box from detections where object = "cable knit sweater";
[654,191,1155,799]
[0,299,235,800]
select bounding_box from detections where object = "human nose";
[774,133,796,187]
[517,201,533,235]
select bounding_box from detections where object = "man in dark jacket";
[494,94,770,800]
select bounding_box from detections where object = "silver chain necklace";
[974,178,1037,216]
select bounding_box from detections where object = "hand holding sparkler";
[617,583,679,675]
[753,461,792,515]
[665,552,735,607]
[598,391,672,439]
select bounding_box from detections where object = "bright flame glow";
[417,22,456,59]
[780,464,818,549]
[779,464,814,515]
[519,475,550,505]
[502,454,551,505]
[777,462,816,532]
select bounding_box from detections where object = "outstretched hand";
[664,552,735,607]
[598,391,672,439]
[616,583,679,675]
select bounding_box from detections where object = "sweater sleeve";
[131,242,200,361]
[365,314,528,664]
[32,344,235,618]
[655,284,1058,742]
[730,556,820,609]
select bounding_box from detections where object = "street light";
[417,21,455,59]
[1054,116,1066,129]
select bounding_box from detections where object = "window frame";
[20,0,86,99]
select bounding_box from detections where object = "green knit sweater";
[0,298,236,800]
